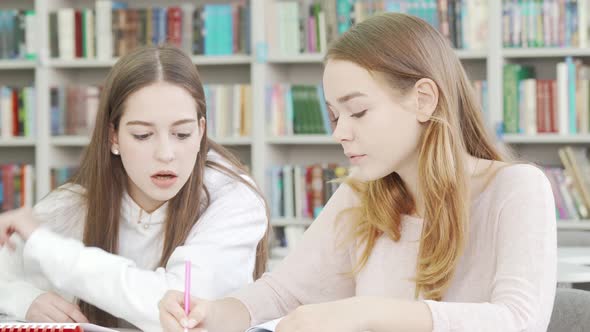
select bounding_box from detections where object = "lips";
[150,171,178,189]
[151,171,177,179]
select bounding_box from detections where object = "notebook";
[245,318,282,332]
[0,323,119,332]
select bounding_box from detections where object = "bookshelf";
[0,0,589,259]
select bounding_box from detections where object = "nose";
[154,135,174,163]
[332,117,353,143]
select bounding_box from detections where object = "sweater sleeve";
[0,186,84,319]
[424,165,557,332]
[230,184,358,326]
[21,180,267,332]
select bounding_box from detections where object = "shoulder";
[481,162,554,208]
[203,150,264,209]
[33,183,86,236]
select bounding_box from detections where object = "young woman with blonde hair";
[160,13,556,332]
[0,45,269,331]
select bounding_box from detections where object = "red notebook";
[0,323,119,332]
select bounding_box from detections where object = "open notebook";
[0,323,119,332]
[245,318,282,332]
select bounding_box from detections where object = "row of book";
[269,0,488,56]
[502,0,589,48]
[268,164,347,219]
[0,164,34,212]
[50,83,253,139]
[503,58,590,135]
[205,84,253,138]
[0,10,36,60]
[0,86,36,139]
[552,146,590,220]
[49,1,250,59]
[51,167,77,190]
[267,84,331,136]
[50,86,100,137]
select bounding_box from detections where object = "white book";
[57,8,75,59]
[1,87,13,138]
[84,9,95,58]
[293,165,303,219]
[95,0,113,59]
[523,79,537,135]
[579,0,588,48]
[318,11,327,53]
[282,165,294,218]
[242,85,252,136]
[181,4,195,54]
[25,11,36,59]
[557,62,569,135]
[233,85,242,137]
[23,165,34,208]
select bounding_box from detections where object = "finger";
[51,296,89,323]
[160,311,185,332]
[45,303,75,323]
[27,312,55,323]
[187,299,206,327]
[160,291,189,323]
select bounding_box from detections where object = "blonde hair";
[326,13,507,300]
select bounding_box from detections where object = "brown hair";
[326,13,507,300]
[68,45,269,325]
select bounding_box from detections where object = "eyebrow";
[325,91,368,106]
[126,119,197,127]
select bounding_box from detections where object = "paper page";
[245,318,282,332]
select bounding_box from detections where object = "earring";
[112,148,119,155]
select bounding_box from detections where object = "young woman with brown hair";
[159,13,556,332]
[0,45,269,331]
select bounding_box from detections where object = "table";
[558,247,590,265]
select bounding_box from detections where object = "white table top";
[558,262,590,283]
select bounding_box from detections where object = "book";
[0,323,119,332]
[245,318,282,332]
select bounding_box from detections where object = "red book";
[11,89,18,136]
[74,10,83,58]
[167,7,182,47]
[0,323,118,332]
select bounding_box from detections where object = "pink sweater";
[232,164,557,331]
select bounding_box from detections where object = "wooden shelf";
[502,134,590,144]
[0,137,36,147]
[503,47,590,58]
[557,221,590,231]
[49,55,252,68]
[0,60,36,70]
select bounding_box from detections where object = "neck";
[396,151,478,218]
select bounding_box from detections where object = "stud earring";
[112,148,119,155]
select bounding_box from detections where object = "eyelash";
[132,133,192,141]
[331,110,368,124]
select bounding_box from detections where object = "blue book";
[566,56,577,134]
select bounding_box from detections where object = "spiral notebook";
[0,323,119,332]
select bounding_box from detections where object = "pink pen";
[184,260,191,332]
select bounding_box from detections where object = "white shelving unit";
[1,0,589,243]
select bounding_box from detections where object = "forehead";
[323,60,381,99]
[122,82,197,120]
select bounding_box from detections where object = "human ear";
[414,78,439,123]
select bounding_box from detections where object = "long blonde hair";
[69,45,269,325]
[326,13,506,300]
